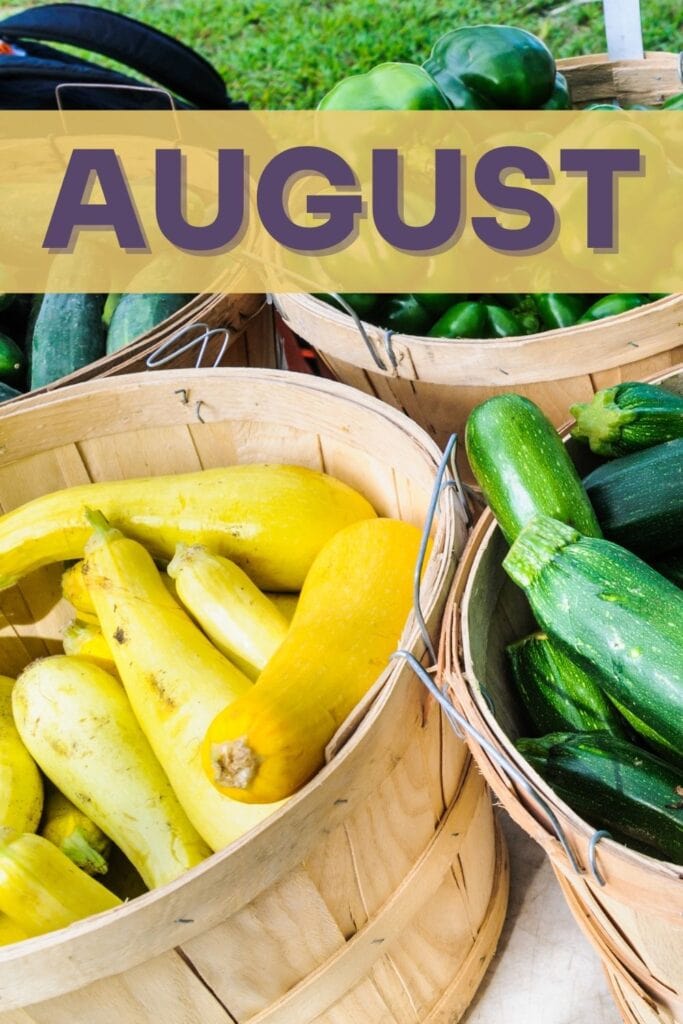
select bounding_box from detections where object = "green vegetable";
[465,395,602,544]
[318,62,449,110]
[535,294,589,330]
[102,294,122,328]
[484,304,523,338]
[507,632,626,736]
[0,333,24,382]
[541,72,571,109]
[424,25,556,110]
[429,301,488,338]
[0,382,21,403]
[584,102,622,110]
[315,293,383,320]
[662,93,683,111]
[571,381,683,457]
[417,294,467,316]
[30,294,106,389]
[518,732,683,864]
[106,294,193,355]
[577,294,647,323]
[583,439,683,558]
[504,515,683,763]
[383,294,433,335]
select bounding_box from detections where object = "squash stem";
[504,515,579,589]
[211,738,259,790]
[61,830,109,876]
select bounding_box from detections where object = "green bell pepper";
[662,92,683,110]
[314,293,383,320]
[318,62,450,110]
[535,294,590,330]
[429,301,488,338]
[416,293,468,316]
[541,72,571,110]
[424,25,556,110]
[577,294,647,323]
[383,295,434,335]
[485,305,524,338]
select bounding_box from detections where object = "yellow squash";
[203,518,422,804]
[0,828,120,937]
[0,912,28,946]
[41,787,111,876]
[62,619,117,676]
[266,593,299,622]
[84,514,279,851]
[0,465,375,591]
[168,544,290,680]
[13,656,211,888]
[0,676,43,833]
[61,562,99,623]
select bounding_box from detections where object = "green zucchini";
[504,515,683,763]
[106,294,193,355]
[30,294,106,389]
[0,382,21,403]
[507,632,626,736]
[102,293,122,329]
[0,332,24,382]
[583,439,682,558]
[465,395,602,544]
[571,381,683,457]
[517,732,683,864]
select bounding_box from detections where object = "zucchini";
[504,515,683,763]
[571,381,683,457]
[507,632,626,736]
[583,439,683,558]
[465,394,602,544]
[106,293,193,354]
[518,732,683,864]
[0,333,24,383]
[30,294,106,389]
[102,293,122,329]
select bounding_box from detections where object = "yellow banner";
[0,110,679,293]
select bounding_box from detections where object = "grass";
[1,0,680,107]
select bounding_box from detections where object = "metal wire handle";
[146,321,231,370]
[326,293,398,373]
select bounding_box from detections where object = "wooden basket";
[441,366,683,1021]
[8,293,279,406]
[0,368,508,1024]
[274,52,683,473]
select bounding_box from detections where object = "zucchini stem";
[504,515,579,588]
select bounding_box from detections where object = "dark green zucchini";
[0,382,21,403]
[571,381,683,457]
[106,293,193,355]
[465,394,602,544]
[583,439,682,558]
[507,632,626,736]
[518,732,683,864]
[30,294,106,389]
[504,515,683,763]
[0,332,24,382]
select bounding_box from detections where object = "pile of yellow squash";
[0,464,422,943]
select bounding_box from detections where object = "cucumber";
[465,394,602,544]
[0,382,21,403]
[571,381,683,457]
[504,515,683,763]
[0,333,24,382]
[106,293,193,355]
[518,732,683,864]
[30,294,106,389]
[507,632,626,737]
[583,439,683,558]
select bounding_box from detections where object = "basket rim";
[0,368,465,997]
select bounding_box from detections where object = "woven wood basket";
[7,293,279,407]
[274,52,683,475]
[441,366,683,1023]
[0,368,507,1024]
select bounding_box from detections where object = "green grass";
[1,0,680,108]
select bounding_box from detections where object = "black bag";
[0,2,246,110]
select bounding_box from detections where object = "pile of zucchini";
[466,381,683,865]
[0,292,193,402]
